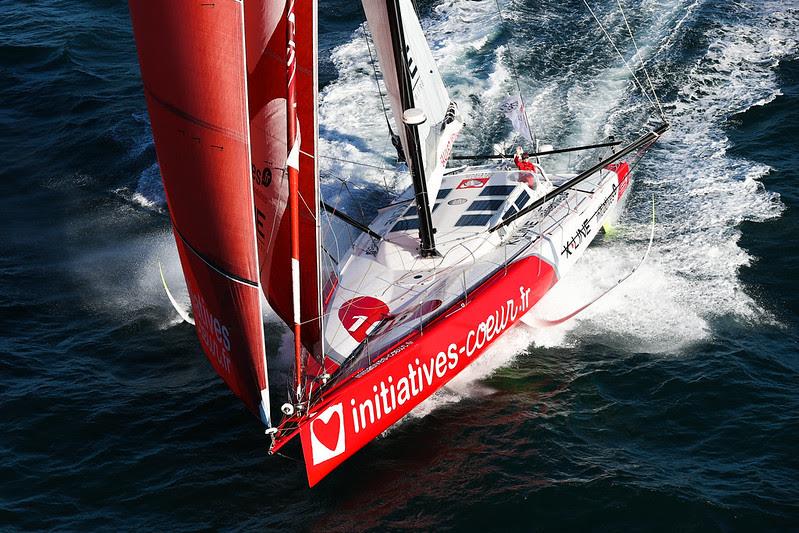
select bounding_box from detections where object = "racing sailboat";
[129,0,667,486]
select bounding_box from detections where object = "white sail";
[362,0,463,202]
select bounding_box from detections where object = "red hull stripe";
[606,161,631,200]
[299,255,557,486]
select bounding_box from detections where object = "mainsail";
[129,0,271,424]
[361,0,463,210]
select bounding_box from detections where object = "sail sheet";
[129,0,271,423]
[362,0,463,201]
[245,1,323,360]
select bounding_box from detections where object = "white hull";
[322,160,631,372]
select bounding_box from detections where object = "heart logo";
[312,409,341,452]
[309,403,345,465]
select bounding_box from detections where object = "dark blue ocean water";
[1,0,798,530]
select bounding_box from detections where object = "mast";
[286,0,304,401]
[386,0,437,257]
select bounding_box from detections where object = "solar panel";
[479,185,516,196]
[455,214,493,227]
[392,218,420,231]
[467,199,504,212]
[436,188,452,200]
[515,190,530,210]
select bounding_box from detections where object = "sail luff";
[310,0,325,368]
[385,0,437,256]
[361,0,464,247]
[238,3,272,426]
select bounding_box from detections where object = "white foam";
[314,0,794,418]
[71,229,184,326]
[134,162,167,210]
[116,1,793,416]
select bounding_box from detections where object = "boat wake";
[123,0,794,416]
[314,0,793,417]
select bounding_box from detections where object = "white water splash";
[120,0,793,417]
[309,0,794,417]
[533,5,795,353]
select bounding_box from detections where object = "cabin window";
[479,185,515,196]
[503,206,517,220]
[468,199,504,212]
[455,214,493,227]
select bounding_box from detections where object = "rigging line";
[319,154,408,173]
[362,24,395,137]
[582,0,659,115]
[321,202,383,241]
[493,0,537,146]
[322,207,346,275]
[338,178,368,222]
[451,139,623,160]
[615,0,667,121]
[333,180,359,251]
[321,245,339,265]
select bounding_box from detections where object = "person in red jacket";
[513,146,538,188]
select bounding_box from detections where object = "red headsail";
[245,1,323,361]
[129,0,271,423]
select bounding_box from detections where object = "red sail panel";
[245,1,323,360]
[129,0,270,422]
[176,238,268,419]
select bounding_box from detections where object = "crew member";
[513,146,538,188]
